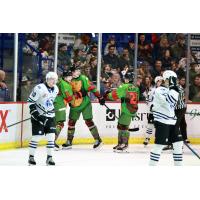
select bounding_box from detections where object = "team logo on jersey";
[106,109,115,121]
[46,99,53,108]
[31,91,36,97]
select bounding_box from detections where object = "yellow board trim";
[0,137,200,150]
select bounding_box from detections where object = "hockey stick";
[7,105,53,128]
[104,104,139,132]
[184,142,200,160]
[7,117,31,128]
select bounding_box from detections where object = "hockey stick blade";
[184,142,200,160]
[128,127,139,132]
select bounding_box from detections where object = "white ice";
[0,144,200,166]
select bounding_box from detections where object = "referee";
[163,76,189,150]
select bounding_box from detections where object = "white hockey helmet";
[162,70,177,81]
[46,71,58,85]
[154,76,163,83]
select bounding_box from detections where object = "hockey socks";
[29,135,41,157]
[172,141,183,166]
[149,144,164,166]
[46,133,55,157]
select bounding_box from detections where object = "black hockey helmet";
[70,64,81,72]
[62,69,73,78]
[124,71,135,83]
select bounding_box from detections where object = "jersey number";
[128,92,138,105]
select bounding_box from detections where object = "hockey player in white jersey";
[149,70,183,166]
[143,76,163,146]
[27,72,59,166]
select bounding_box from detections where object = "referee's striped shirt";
[176,85,186,110]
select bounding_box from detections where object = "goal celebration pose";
[62,66,105,150]
[27,72,59,166]
[104,72,139,152]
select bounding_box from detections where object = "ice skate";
[54,142,60,151]
[62,141,72,150]
[143,137,150,146]
[113,144,121,152]
[46,156,55,166]
[115,144,129,153]
[93,139,103,150]
[28,156,36,166]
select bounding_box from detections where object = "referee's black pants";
[168,108,187,144]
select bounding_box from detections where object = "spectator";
[127,40,135,61]
[171,33,186,61]
[150,60,163,79]
[189,62,199,84]
[138,61,151,78]
[103,45,120,70]
[73,49,86,66]
[73,34,91,56]
[89,57,98,83]
[82,65,92,81]
[138,34,153,64]
[0,70,10,101]
[136,74,145,101]
[161,49,172,69]
[57,43,72,71]
[119,47,133,70]
[189,74,200,102]
[20,76,33,101]
[104,36,118,55]
[142,76,154,99]
[101,64,113,81]
[154,35,170,60]
[39,34,54,54]
[86,45,98,64]
[110,72,121,89]
[23,33,39,56]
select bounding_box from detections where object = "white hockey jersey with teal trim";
[152,86,179,125]
[27,83,58,118]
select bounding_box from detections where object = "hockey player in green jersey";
[54,70,74,150]
[104,72,139,152]
[62,66,105,150]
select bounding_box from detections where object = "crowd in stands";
[1,33,200,103]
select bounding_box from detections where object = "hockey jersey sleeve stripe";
[166,94,176,105]
[153,111,176,119]
[165,98,176,108]
[27,97,36,103]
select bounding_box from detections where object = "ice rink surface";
[0,144,200,166]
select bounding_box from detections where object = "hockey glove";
[29,104,47,125]
[98,96,105,105]
[169,76,179,93]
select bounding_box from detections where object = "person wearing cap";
[58,43,72,71]
[53,69,74,150]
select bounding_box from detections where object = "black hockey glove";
[168,76,179,93]
[98,96,105,105]
[29,104,47,125]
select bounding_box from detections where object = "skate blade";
[46,163,55,166]
[62,146,72,150]
[115,149,129,153]
[93,142,103,150]
[28,163,36,166]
